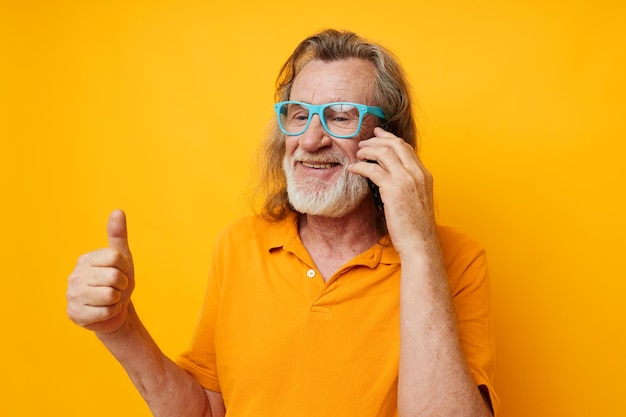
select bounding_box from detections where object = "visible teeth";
[302,162,335,169]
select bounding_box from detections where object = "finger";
[67,283,123,316]
[347,158,385,183]
[359,134,425,176]
[84,286,123,307]
[69,267,129,295]
[67,303,124,328]
[87,266,129,291]
[76,248,130,272]
[372,126,396,139]
[355,142,404,175]
[107,209,132,260]
[68,268,126,299]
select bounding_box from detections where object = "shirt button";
[306,269,316,278]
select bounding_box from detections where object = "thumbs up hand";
[67,210,136,334]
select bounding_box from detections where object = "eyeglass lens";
[279,103,362,137]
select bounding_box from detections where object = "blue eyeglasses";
[274,101,386,139]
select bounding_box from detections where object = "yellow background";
[1,1,624,416]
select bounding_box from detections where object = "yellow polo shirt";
[177,213,498,416]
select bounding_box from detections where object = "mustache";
[289,148,348,165]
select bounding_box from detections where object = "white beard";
[283,149,369,218]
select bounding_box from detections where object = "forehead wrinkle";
[289,59,376,106]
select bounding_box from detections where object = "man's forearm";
[96,303,212,417]
[397,248,492,417]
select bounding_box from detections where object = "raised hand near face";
[348,127,438,255]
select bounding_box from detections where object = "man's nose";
[299,114,330,151]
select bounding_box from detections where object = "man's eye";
[288,108,309,122]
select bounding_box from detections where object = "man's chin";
[288,185,369,218]
[285,157,370,218]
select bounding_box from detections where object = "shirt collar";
[265,212,400,268]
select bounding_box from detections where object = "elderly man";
[67,29,498,417]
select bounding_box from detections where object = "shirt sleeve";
[175,238,223,393]
[446,236,500,416]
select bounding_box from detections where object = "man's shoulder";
[217,213,297,245]
[217,215,267,240]
[436,224,486,260]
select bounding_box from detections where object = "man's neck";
[297,201,383,280]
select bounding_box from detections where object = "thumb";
[107,209,132,259]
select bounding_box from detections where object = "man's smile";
[301,161,341,169]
